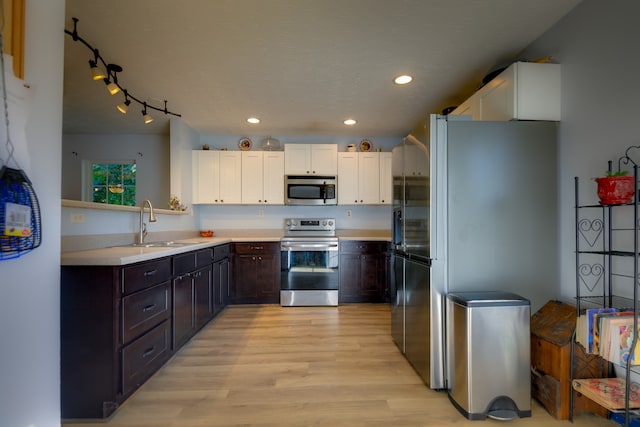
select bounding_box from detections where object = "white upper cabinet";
[241,151,285,205]
[337,152,390,205]
[192,150,242,204]
[284,144,337,175]
[379,152,392,205]
[451,62,561,121]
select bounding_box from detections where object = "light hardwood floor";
[64,304,617,426]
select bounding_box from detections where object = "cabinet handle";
[258,256,262,260]
[143,269,157,277]
[142,346,156,358]
[306,171,310,174]
[251,246,264,250]
[142,304,156,312]
[359,200,363,203]
[264,199,267,203]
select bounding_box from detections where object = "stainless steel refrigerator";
[390,114,558,389]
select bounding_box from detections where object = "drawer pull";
[142,304,156,312]
[143,269,158,277]
[142,346,156,358]
[251,246,264,250]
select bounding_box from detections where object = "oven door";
[280,240,339,305]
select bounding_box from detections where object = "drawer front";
[213,244,230,262]
[531,336,565,379]
[173,252,196,276]
[122,282,171,344]
[122,258,171,295]
[195,248,213,269]
[340,240,388,254]
[233,242,279,255]
[121,320,170,396]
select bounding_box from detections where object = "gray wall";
[62,133,170,207]
[518,0,640,303]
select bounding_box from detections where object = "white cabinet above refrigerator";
[451,62,561,121]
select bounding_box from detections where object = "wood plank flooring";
[64,304,617,426]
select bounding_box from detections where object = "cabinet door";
[284,144,311,175]
[231,254,259,302]
[256,254,280,302]
[339,252,361,302]
[194,265,212,330]
[451,96,480,120]
[359,253,387,301]
[172,275,194,349]
[311,144,338,175]
[379,152,392,204]
[241,152,264,204]
[212,257,229,315]
[192,151,219,204]
[478,65,515,121]
[219,151,242,204]
[358,152,380,204]
[337,152,358,205]
[263,152,285,204]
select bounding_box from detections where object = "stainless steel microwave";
[285,176,337,206]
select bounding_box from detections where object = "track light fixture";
[116,90,131,114]
[142,102,154,124]
[65,17,181,123]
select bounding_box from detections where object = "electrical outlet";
[71,213,85,224]
[258,209,264,217]
[346,209,352,217]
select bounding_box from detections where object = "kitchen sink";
[126,241,200,248]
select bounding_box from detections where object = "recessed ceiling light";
[394,75,413,85]
[344,119,357,126]
[247,117,260,124]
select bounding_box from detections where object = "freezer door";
[404,258,445,389]
[390,253,405,352]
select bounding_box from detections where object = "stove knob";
[328,220,334,226]
[322,220,327,226]
[290,220,297,226]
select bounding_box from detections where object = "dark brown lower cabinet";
[61,246,221,421]
[230,242,280,303]
[61,257,172,420]
[339,240,389,303]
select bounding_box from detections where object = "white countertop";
[61,231,391,266]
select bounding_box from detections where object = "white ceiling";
[63,0,581,138]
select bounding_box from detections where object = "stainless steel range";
[280,218,339,306]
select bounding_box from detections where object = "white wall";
[0,1,65,426]
[518,0,640,303]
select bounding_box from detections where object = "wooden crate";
[531,300,609,420]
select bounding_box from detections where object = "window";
[90,161,136,206]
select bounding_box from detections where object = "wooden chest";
[530,300,609,420]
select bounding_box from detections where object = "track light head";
[88,60,106,80]
[104,64,122,95]
[142,103,154,124]
[105,80,120,95]
[117,99,131,114]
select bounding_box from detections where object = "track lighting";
[65,17,181,124]
[142,103,154,124]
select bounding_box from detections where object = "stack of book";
[576,308,640,366]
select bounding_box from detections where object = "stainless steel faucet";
[138,199,157,245]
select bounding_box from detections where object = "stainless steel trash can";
[446,291,531,421]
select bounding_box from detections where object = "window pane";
[92,186,107,204]
[93,164,107,185]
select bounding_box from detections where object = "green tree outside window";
[91,162,136,206]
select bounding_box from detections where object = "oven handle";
[281,242,339,251]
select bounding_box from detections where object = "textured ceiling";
[63,0,581,137]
